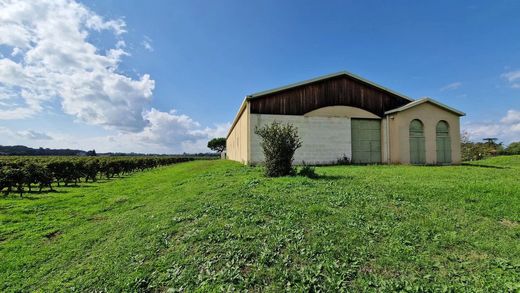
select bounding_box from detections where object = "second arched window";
[436,121,451,164]
[409,119,426,164]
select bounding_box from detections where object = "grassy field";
[1,156,519,291]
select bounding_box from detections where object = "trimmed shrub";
[255,121,302,177]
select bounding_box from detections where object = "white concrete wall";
[250,114,352,165]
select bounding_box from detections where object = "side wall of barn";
[226,102,250,164]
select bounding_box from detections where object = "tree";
[460,132,504,161]
[482,138,503,156]
[207,137,226,153]
[483,138,498,145]
[255,121,302,177]
[504,141,520,155]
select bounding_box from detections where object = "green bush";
[298,163,318,178]
[255,121,302,177]
[336,155,351,165]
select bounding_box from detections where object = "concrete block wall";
[250,114,352,165]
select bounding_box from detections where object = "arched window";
[409,119,425,164]
[436,121,451,164]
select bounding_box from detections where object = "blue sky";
[1,0,519,152]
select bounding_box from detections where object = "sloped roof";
[384,97,465,116]
[227,72,465,138]
[247,71,414,102]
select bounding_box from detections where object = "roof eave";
[384,98,466,116]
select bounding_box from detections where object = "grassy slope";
[1,157,519,291]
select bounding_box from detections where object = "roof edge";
[384,97,466,116]
[246,70,414,102]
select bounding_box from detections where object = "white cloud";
[0,58,26,86]
[0,0,229,153]
[440,82,462,91]
[11,47,22,57]
[464,109,520,143]
[17,130,53,140]
[85,14,126,35]
[115,40,126,48]
[500,109,520,124]
[0,0,154,131]
[142,36,154,52]
[107,109,231,153]
[501,70,520,88]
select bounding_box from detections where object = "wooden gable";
[248,74,411,117]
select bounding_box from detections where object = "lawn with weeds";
[1,156,519,291]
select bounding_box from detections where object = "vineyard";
[0,156,194,196]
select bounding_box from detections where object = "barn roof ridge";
[246,70,414,102]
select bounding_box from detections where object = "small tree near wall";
[255,121,302,177]
[207,137,226,154]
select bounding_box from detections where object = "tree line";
[0,156,193,197]
[0,145,88,156]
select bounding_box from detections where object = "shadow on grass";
[91,176,131,183]
[57,184,96,188]
[2,189,70,199]
[460,163,510,169]
[314,174,352,180]
[296,173,352,180]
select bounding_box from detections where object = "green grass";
[1,157,519,291]
[464,154,520,168]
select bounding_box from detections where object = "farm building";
[226,71,465,165]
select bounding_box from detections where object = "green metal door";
[351,119,381,164]
[436,121,451,164]
[409,119,426,164]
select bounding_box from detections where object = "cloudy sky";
[0,0,519,153]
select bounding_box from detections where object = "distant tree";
[0,145,85,156]
[482,138,503,156]
[86,149,97,156]
[207,138,226,153]
[504,141,520,155]
[483,138,498,145]
[255,121,302,177]
[461,132,504,161]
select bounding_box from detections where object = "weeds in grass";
[298,163,318,179]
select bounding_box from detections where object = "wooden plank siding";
[249,75,410,117]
